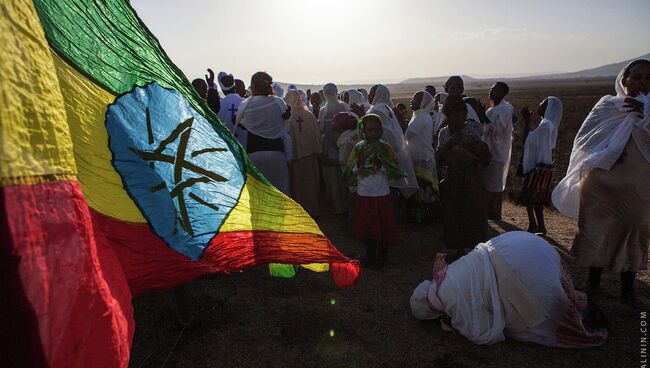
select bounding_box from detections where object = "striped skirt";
[518,164,554,206]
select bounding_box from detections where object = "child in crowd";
[345,114,405,269]
[436,96,491,260]
[334,112,361,223]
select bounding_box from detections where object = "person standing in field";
[436,95,491,258]
[334,112,362,222]
[235,79,247,98]
[318,83,350,215]
[286,90,322,217]
[345,114,405,269]
[518,96,563,234]
[310,92,321,118]
[216,71,244,132]
[368,84,419,202]
[192,68,220,115]
[357,88,372,112]
[234,71,292,195]
[482,82,515,220]
[436,76,482,133]
[552,59,650,309]
[342,89,367,118]
[405,91,438,223]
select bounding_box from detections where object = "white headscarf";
[285,90,307,111]
[552,62,650,218]
[272,82,284,98]
[370,84,394,108]
[218,71,235,91]
[368,84,419,195]
[297,89,310,108]
[410,280,442,320]
[346,89,364,107]
[358,88,369,102]
[522,96,563,174]
[323,83,338,103]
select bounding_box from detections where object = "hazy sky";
[131,0,650,85]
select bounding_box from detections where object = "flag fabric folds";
[1,0,359,366]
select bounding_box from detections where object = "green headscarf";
[344,114,406,185]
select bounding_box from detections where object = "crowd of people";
[192,59,649,347]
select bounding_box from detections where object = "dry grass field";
[128,81,647,368]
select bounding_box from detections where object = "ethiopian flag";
[1,0,359,366]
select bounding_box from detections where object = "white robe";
[318,99,349,160]
[217,93,244,132]
[522,97,563,174]
[406,107,437,184]
[552,68,650,218]
[436,232,568,346]
[368,85,419,197]
[483,101,514,192]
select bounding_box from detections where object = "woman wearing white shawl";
[286,91,322,216]
[368,84,419,198]
[552,60,650,308]
[410,231,608,348]
[318,83,350,214]
[405,91,438,222]
[343,89,366,118]
[235,72,292,195]
[518,96,563,234]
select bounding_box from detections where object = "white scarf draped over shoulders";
[552,67,650,218]
[235,95,289,139]
[406,92,437,183]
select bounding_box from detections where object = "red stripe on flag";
[1,180,133,368]
[92,211,360,296]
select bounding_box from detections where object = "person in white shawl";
[410,231,608,348]
[552,59,650,309]
[405,91,438,223]
[357,88,372,113]
[482,82,514,220]
[343,89,366,118]
[318,83,350,214]
[368,84,419,198]
[518,96,563,234]
[234,72,292,195]
[272,82,285,98]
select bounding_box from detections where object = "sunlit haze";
[131,0,650,85]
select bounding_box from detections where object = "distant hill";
[397,53,650,85]
[400,75,478,85]
[516,53,650,80]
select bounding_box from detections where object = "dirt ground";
[128,83,647,367]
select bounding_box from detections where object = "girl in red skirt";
[345,114,405,269]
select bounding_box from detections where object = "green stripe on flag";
[33,0,265,181]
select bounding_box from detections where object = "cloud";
[432,27,585,42]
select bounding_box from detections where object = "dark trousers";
[487,191,503,220]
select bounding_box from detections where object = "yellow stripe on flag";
[0,2,76,186]
[50,53,146,222]
[220,174,323,235]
